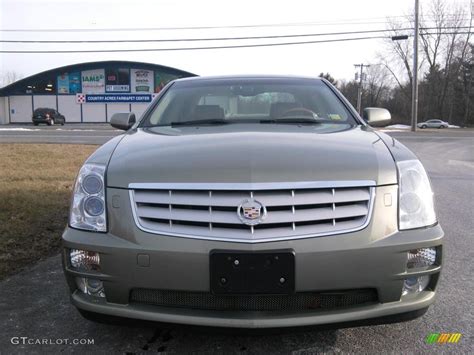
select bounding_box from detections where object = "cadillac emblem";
[237,198,267,226]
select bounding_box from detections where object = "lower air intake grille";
[130,289,378,312]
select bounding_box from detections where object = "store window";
[105,68,130,92]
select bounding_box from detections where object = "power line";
[0,16,471,32]
[0,31,470,54]
[0,35,390,53]
[0,21,395,33]
[0,28,413,43]
[0,27,470,44]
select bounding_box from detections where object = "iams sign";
[82,75,104,82]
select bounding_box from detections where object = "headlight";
[397,160,436,230]
[69,163,107,232]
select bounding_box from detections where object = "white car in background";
[417,119,449,129]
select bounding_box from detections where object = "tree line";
[327,0,473,126]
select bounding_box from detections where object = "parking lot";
[0,127,472,353]
[0,124,122,144]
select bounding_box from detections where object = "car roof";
[173,74,325,85]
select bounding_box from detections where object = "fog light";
[75,277,105,298]
[402,275,430,295]
[70,249,100,271]
[407,247,436,269]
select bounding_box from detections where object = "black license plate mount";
[210,250,295,295]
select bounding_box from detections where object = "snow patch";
[384,124,411,129]
[0,128,42,131]
[0,127,110,132]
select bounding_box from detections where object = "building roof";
[0,60,196,96]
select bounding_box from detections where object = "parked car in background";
[417,119,449,129]
[32,108,66,126]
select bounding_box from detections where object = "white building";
[0,60,195,124]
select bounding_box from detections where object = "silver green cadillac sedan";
[62,76,443,328]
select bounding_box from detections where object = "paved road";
[0,124,121,144]
[0,129,472,353]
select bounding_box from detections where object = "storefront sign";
[106,85,130,92]
[57,73,70,94]
[105,68,130,93]
[76,93,153,103]
[81,69,105,93]
[131,69,154,93]
[69,72,81,94]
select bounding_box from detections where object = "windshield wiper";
[170,119,231,126]
[259,118,323,124]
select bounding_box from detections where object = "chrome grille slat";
[264,204,368,224]
[134,188,370,207]
[137,206,242,224]
[130,182,375,243]
[137,217,367,241]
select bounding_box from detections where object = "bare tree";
[0,71,23,87]
[384,18,414,92]
[382,0,472,121]
[419,0,446,72]
[364,65,392,107]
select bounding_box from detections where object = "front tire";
[421,124,427,129]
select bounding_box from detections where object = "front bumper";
[62,219,443,328]
[71,289,434,328]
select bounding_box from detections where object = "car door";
[53,110,63,123]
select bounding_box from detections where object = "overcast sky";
[0,0,471,83]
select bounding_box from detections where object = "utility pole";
[411,0,419,132]
[354,63,370,115]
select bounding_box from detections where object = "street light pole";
[411,0,420,132]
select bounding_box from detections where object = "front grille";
[130,182,374,242]
[130,289,378,312]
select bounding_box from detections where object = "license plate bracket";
[210,250,295,295]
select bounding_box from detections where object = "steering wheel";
[280,107,317,118]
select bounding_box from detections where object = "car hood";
[106,125,397,188]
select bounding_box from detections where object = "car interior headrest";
[193,105,225,120]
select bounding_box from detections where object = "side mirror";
[363,107,391,127]
[110,112,136,130]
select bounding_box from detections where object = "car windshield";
[141,79,357,127]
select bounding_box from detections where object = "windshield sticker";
[328,114,342,120]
